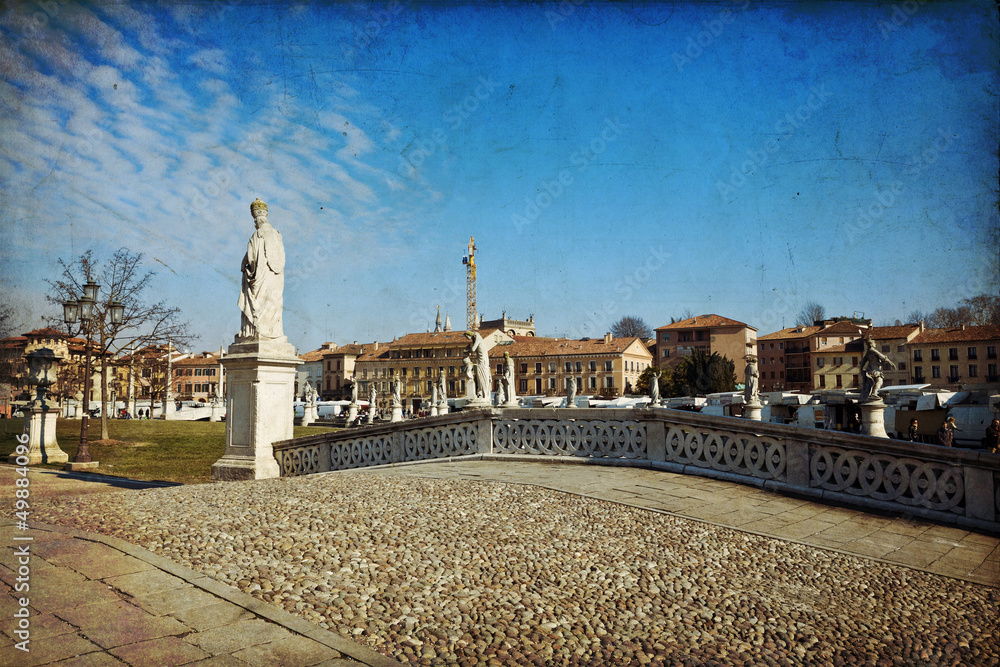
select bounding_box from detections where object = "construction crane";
[462,236,477,330]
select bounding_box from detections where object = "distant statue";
[391,375,402,408]
[502,352,516,405]
[438,373,447,402]
[495,383,505,406]
[649,370,661,405]
[238,198,285,341]
[431,383,438,406]
[462,355,475,399]
[369,385,377,407]
[744,356,759,405]
[211,383,223,406]
[303,381,317,407]
[464,331,493,399]
[566,375,577,408]
[860,335,895,402]
[350,375,359,404]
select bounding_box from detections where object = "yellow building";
[654,315,757,381]
[907,325,1000,391]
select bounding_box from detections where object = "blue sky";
[1,1,997,354]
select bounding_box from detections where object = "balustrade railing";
[271,407,1000,532]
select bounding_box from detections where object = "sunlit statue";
[744,356,759,405]
[464,330,493,400]
[860,334,895,402]
[238,198,285,340]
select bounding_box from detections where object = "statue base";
[209,403,223,422]
[860,400,890,439]
[744,401,762,421]
[9,406,68,465]
[302,405,318,426]
[391,405,403,423]
[466,398,491,409]
[347,404,358,423]
[367,410,375,424]
[429,405,439,417]
[437,401,449,415]
[212,338,301,481]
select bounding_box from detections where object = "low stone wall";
[271,408,1000,533]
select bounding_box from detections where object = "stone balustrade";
[271,407,1000,533]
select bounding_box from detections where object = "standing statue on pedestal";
[350,375,359,404]
[391,375,402,408]
[437,373,448,413]
[566,375,577,408]
[649,370,661,406]
[237,198,285,341]
[462,355,475,399]
[860,335,895,402]
[303,380,317,407]
[744,356,759,405]
[368,385,377,423]
[464,331,493,400]
[501,352,517,406]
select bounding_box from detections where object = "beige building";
[321,341,381,399]
[756,325,821,392]
[907,325,1000,391]
[0,327,94,415]
[354,330,513,413]
[654,315,757,381]
[170,352,225,403]
[479,312,536,337]
[869,324,922,387]
[489,334,652,397]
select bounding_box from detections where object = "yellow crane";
[462,236,477,330]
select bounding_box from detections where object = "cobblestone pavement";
[20,461,1000,667]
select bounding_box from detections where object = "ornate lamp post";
[63,280,124,471]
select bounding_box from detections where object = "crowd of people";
[906,416,1000,453]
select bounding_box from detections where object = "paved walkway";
[361,458,1000,587]
[0,468,402,667]
[0,460,996,666]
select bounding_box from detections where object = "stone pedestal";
[391,405,403,423]
[301,404,318,426]
[744,401,762,421]
[429,404,439,417]
[366,408,375,424]
[212,338,301,481]
[9,406,68,465]
[860,400,889,439]
[347,403,358,423]
[209,402,223,422]
[437,400,449,415]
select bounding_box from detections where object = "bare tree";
[961,294,1000,326]
[46,249,193,439]
[611,315,653,339]
[906,310,927,325]
[796,302,825,326]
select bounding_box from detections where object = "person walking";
[907,418,919,442]
[936,417,957,447]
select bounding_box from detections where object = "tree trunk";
[100,360,109,440]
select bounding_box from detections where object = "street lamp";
[63,281,124,470]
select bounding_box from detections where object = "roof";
[488,336,651,359]
[655,314,752,331]
[813,339,864,355]
[23,327,69,338]
[387,329,506,348]
[322,341,381,358]
[173,354,221,367]
[869,325,920,340]
[758,325,822,341]
[817,321,867,335]
[909,325,1000,345]
[298,349,327,363]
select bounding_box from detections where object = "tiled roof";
[23,327,69,338]
[298,349,327,362]
[322,341,381,357]
[174,354,221,366]
[869,325,920,340]
[758,326,821,341]
[655,314,751,330]
[814,339,864,355]
[909,325,1000,345]
[817,321,867,335]
[488,337,650,359]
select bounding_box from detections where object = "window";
[948,348,958,361]
[931,349,940,361]
[446,349,453,357]
[589,377,597,389]
[931,366,940,378]
[914,366,923,379]
[660,333,670,342]
[819,375,826,388]
[852,375,859,387]
[413,368,420,378]
[520,363,527,374]
[604,360,613,371]
[588,361,597,372]
[496,363,502,374]
[548,362,556,372]
[520,379,527,392]
[535,362,542,373]
[769,343,774,350]
[817,358,824,368]
[574,361,582,373]
[968,347,977,360]
[989,364,998,380]
[899,362,906,371]
[989,346,997,359]
[779,357,784,364]
[662,349,671,358]
[604,376,614,388]
[548,378,556,389]
[426,367,432,377]
[401,368,407,377]
[564,362,572,372]
[535,378,542,393]
[195,368,203,376]
[836,375,842,388]
[881,345,890,353]
[949,365,959,381]
[913,350,923,361]
[426,380,433,392]
[778,342,783,350]
[969,364,978,378]
[898,345,905,352]
[851,356,858,366]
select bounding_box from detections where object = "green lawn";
[0,418,338,485]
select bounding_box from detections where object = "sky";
[0,0,997,355]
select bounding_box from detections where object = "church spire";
[434,305,443,332]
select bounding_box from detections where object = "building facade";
[654,315,757,382]
[907,325,1000,391]
[322,341,382,400]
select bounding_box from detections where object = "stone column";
[10,405,68,465]
[860,400,889,439]
[744,400,762,421]
[212,339,301,481]
[391,404,403,422]
[347,402,358,423]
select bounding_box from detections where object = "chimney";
[374,342,379,350]
[919,320,925,333]
[961,324,966,331]
[604,332,612,344]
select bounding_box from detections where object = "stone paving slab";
[360,458,1000,587]
[0,519,402,667]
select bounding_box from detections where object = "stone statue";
[431,383,438,406]
[438,373,447,401]
[303,380,317,407]
[391,375,402,408]
[566,375,577,408]
[502,352,516,405]
[860,335,895,402]
[350,375,359,404]
[464,331,493,400]
[495,384,505,406]
[238,198,286,341]
[369,385,377,407]
[211,383,223,406]
[744,356,759,405]
[649,370,661,405]
[462,355,475,399]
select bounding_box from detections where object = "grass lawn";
[0,417,339,485]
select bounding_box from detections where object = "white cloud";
[188,48,228,75]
